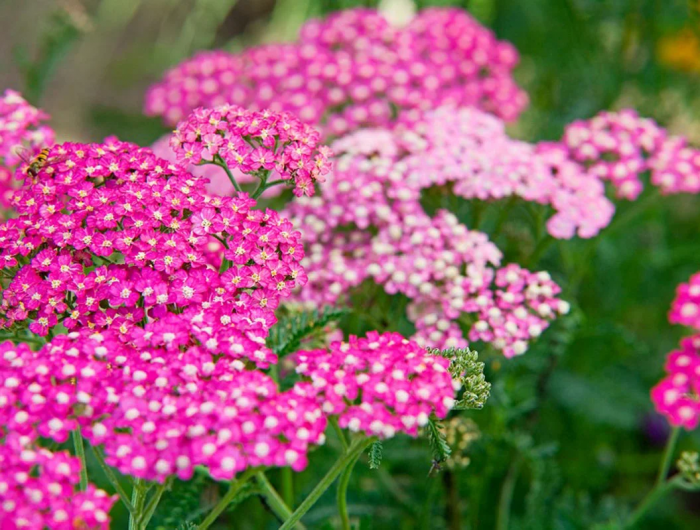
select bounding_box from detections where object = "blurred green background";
[3,0,700,528]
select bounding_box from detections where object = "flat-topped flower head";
[561,109,700,199]
[145,7,527,135]
[1,324,325,483]
[0,139,307,338]
[170,106,331,197]
[293,331,457,439]
[0,435,115,529]
[651,335,700,430]
[285,119,568,357]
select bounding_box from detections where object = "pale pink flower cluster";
[651,335,700,430]
[399,107,615,239]
[144,8,527,135]
[293,331,456,438]
[0,90,54,209]
[561,109,700,199]
[286,125,569,357]
[0,435,115,529]
[170,105,332,197]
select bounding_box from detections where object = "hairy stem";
[657,427,681,486]
[139,476,174,529]
[281,467,295,508]
[72,428,89,491]
[337,449,362,530]
[92,446,133,513]
[198,468,257,530]
[496,456,521,530]
[213,155,242,192]
[128,479,146,530]
[279,437,375,530]
[625,476,681,528]
[256,471,306,529]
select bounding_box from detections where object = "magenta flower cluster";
[0,435,115,529]
[0,321,326,483]
[170,105,332,197]
[652,273,700,429]
[144,7,527,136]
[561,109,700,199]
[0,138,307,343]
[294,331,456,438]
[286,125,569,357]
[669,272,700,329]
[651,335,700,430]
[0,89,55,209]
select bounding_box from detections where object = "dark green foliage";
[13,9,83,105]
[368,441,383,470]
[268,306,349,357]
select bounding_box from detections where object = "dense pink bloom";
[651,335,700,430]
[399,107,615,239]
[0,139,307,341]
[170,106,332,197]
[144,8,527,135]
[669,272,700,330]
[0,320,326,483]
[0,435,115,529]
[286,116,569,357]
[0,90,54,209]
[294,331,456,438]
[560,109,700,199]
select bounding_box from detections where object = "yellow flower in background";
[658,28,700,72]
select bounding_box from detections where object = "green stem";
[625,476,681,528]
[255,472,307,529]
[213,155,242,193]
[92,446,134,513]
[279,437,376,530]
[496,456,521,530]
[128,479,146,530]
[281,467,294,508]
[251,169,270,199]
[527,235,555,267]
[72,428,89,491]
[330,416,349,451]
[337,449,362,530]
[139,476,174,529]
[198,468,257,530]
[657,427,681,486]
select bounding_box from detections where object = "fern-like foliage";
[428,347,491,410]
[426,416,451,475]
[268,306,349,357]
[368,440,383,469]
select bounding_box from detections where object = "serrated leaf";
[368,440,383,469]
[426,416,451,471]
[268,306,349,357]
